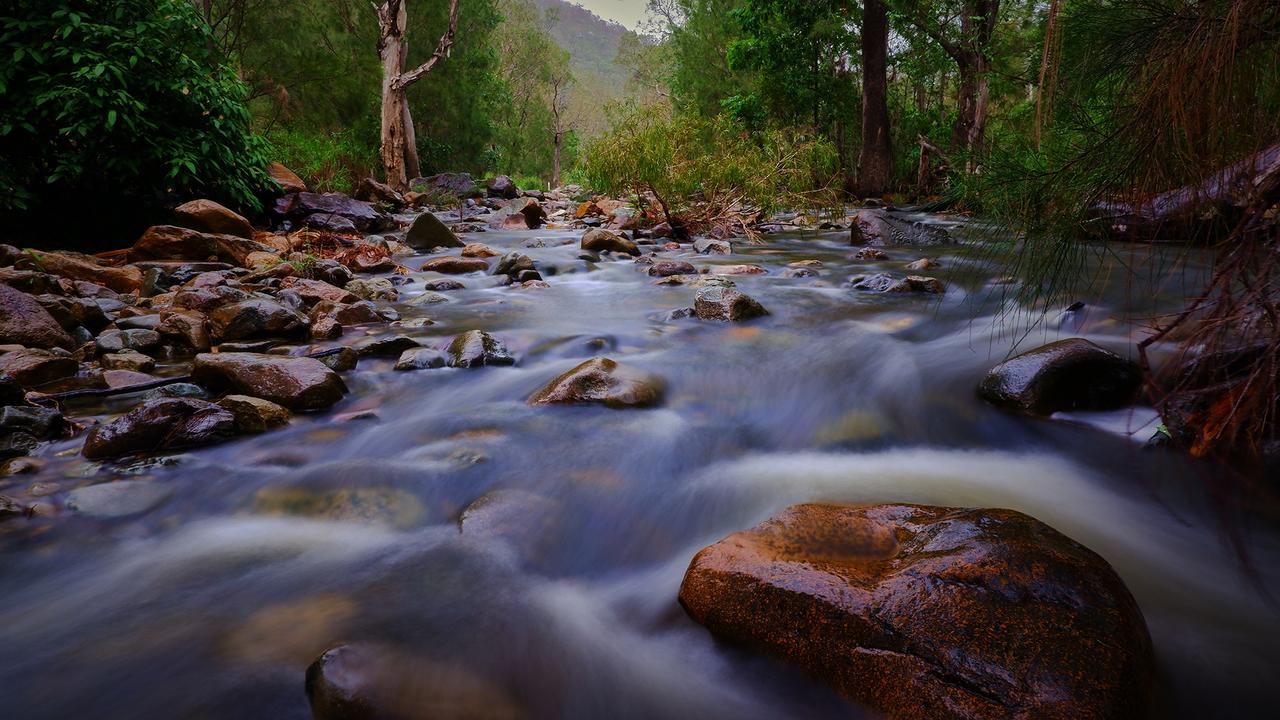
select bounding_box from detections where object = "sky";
[574,0,651,30]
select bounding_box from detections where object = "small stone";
[0,405,61,438]
[344,278,398,302]
[581,228,639,256]
[218,395,291,433]
[143,383,209,401]
[905,258,938,271]
[693,238,731,255]
[192,353,347,411]
[648,260,697,277]
[423,279,465,292]
[693,287,769,322]
[446,330,515,368]
[356,335,421,358]
[461,243,500,258]
[529,358,665,409]
[95,328,162,355]
[854,247,888,260]
[317,347,359,372]
[418,256,490,274]
[101,350,156,373]
[64,480,174,517]
[394,347,447,371]
[886,275,945,294]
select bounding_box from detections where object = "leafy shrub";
[0,0,271,225]
[580,105,839,218]
[265,126,378,194]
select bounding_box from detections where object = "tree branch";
[392,0,460,91]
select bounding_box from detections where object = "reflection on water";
[1,219,1276,719]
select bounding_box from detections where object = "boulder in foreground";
[978,338,1141,415]
[679,503,1153,720]
[192,353,346,411]
[529,358,665,409]
[82,398,237,459]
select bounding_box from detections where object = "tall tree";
[548,58,574,187]
[375,0,460,189]
[858,0,893,195]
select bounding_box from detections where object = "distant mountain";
[533,0,631,91]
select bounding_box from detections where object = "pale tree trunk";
[858,0,893,196]
[552,131,563,189]
[376,0,459,190]
[913,0,999,168]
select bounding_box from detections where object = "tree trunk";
[858,0,893,196]
[552,131,562,189]
[376,0,459,191]
[1034,0,1061,149]
[378,1,410,190]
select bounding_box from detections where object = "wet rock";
[394,347,447,371]
[0,349,78,387]
[693,237,732,255]
[158,310,211,351]
[414,172,483,199]
[711,264,767,276]
[487,174,520,199]
[95,328,161,355]
[782,267,818,279]
[886,275,945,294]
[459,489,563,562]
[34,294,111,333]
[17,250,143,293]
[446,330,515,368]
[849,273,896,292]
[275,192,391,233]
[419,256,490,274]
[254,485,425,528]
[144,383,209,401]
[905,258,938,271]
[354,177,404,208]
[302,213,358,234]
[64,480,174,517]
[406,291,449,306]
[0,405,61,438]
[0,284,74,349]
[405,212,465,251]
[209,299,306,342]
[101,350,156,373]
[267,162,308,193]
[318,347,359,372]
[529,358,665,409]
[306,643,522,720]
[423,279,465,292]
[192,353,347,411]
[581,228,639,256]
[854,247,888,260]
[849,208,951,246]
[131,225,280,266]
[356,335,421,358]
[344,278,398,302]
[173,199,254,239]
[103,369,158,389]
[2,456,45,476]
[82,398,238,459]
[0,431,39,460]
[1,494,25,521]
[978,338,1141,415]
[308,259,355,288]
[313,300,383,327]
[0,373,23,405]
[493,252,537,279]
[462,243,501,258]
[679,503,1153,720]
[647,260,697,277]
[278,277,358,306]
[693,287,769,322]
[218,394,291,433]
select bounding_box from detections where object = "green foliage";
[0,0,271,217]
[265,126,378,194]
[580,104,839,216]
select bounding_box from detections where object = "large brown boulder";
[978,338,1141,415]
[273,192,391,232]
[267,162,308,194]
[82,398,237,459]
[0,349,78,387]
[581,228,638,256]
[679,503,1153,720]
[529,358,665,409]
[419,256,490,275]
[446,330,515,368]
[849,208,951,246]
[17,250,143,293]
[208,298,306,342]
[130,225,279,266]
[0,284,74,349]
[192,353,346,411]
[693,286,768,322]
[173,199,254,239]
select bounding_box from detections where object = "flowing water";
[2,217,1277,719]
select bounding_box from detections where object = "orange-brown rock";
[529,358,665,409]
[679,503,1153,720]
[130,225,279,266]
[173,199,254,239]
[419,256,490,274]
[267,162,308,194]
[17,250,143,294]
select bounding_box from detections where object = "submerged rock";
[193,353,347,411]
[679,503,1153,720]
[306,643,521,720]
[394,347,447,371]
[446,330,515,368]
[529,358,665,409]
[693,287,769,322]
[978,338,1141,415]
[82,398,237,459]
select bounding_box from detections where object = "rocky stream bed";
[1,178,1278,719]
